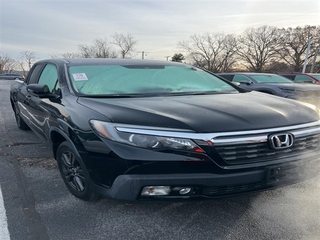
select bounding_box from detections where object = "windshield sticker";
[72,73,88,81]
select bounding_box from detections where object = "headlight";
[89,120,204,152]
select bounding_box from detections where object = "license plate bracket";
[266,164,300,185]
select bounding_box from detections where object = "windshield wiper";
[79,90,237,98]
[183,90,237,95]
[80,94,143,98]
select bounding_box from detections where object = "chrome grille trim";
[114,120,320,142]
[215,133,320,165]
[213,127,320,146]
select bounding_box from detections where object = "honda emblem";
[269,133,294,149]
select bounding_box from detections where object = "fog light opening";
[141,186,171,196]
[172,187,193,195]
[179,187,192,195]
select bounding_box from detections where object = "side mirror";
[27,84,49,95]
[26,84,58,99]
[239,81,253,85]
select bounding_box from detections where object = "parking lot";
[1,79,320,240]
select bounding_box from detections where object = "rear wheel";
[57,141,100,201]
[13,106,29,130]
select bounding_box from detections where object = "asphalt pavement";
[0,80,320,240]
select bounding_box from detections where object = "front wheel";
[57,141,100,201]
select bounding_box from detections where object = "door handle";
[24,95,31,103]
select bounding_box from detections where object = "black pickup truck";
[9,58,320,201]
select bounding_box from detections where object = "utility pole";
[138,51,149,59]
[302,38,312,73]
[311,46,319,73]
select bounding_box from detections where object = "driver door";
[25,63,60,141]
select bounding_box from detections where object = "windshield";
[68,64,237,96]
[250,74,293,83]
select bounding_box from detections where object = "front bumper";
[85,120,320,201]
[91,159,320,201]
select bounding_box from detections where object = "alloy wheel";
[60,151,86,192]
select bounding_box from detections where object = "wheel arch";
[50,127,83,160]
[10,98,16,111]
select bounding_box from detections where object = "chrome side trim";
[113,120,320,143]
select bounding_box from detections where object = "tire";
[57,141,100,201]
[13,106,30,130]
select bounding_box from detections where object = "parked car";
[216,72,320,106]
[10,59,320,201]
[0,73,24,80]
[278,72,320,84]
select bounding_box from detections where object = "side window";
[28,64,45,84]
[219,75,234,81]
[233,75,252,83]
[294,75,314,83]
[38,64,59,92]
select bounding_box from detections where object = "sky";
[0,0,319,61]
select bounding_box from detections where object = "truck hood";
[77,91,319,133]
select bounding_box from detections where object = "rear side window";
[38,64,59,92]
[250,74,292,83]
[310,75,320,80]
[294,75,314,83]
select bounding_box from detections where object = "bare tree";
[78,44,94,58]
[61,52,81,58]
[216,34,238,72]
[21,51,36,69]
[17,51,36,76]
[0,54,18,74]
[50,53,62,59]
[112,33,137,59]
[50,52,80,58]
[275,25,320,72]
[313,61,320,73]
[78,38,117,58]
[92,38,117,58]
[179,32,238,72]
[264,61,291,73]
[236,25,279,72]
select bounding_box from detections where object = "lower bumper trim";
[91,160,320,201]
